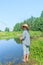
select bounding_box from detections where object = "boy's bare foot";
[22,59,26,63]
[26,59,28,62]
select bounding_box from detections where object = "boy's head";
[21,24,29,30]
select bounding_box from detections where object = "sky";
[0,0,43,31]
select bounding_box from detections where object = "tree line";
[0,11,43,32]
[13,11,43,31]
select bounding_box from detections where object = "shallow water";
[0,39,23,65]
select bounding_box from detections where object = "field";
[0,31,43,65]
[30,37,43,65]
[0,31,43,39]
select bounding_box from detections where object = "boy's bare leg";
[26,55,29,62]
[23,55,27,62]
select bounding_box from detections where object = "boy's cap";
[22,24,29,29]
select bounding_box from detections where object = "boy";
[20,24,30,62]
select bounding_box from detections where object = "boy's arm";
[20,36,23,41]
[20,32,26,41]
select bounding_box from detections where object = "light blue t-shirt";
[22,30,30,46]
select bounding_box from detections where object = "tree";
[5,27,9,32]
[13,11,43,31]
[40,11,43,18]
[13,23,20,31]
[39,17,43,31]
[0,30,2,32]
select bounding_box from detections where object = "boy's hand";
[20,36,23,41]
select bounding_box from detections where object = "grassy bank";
[0,31,42,40]
[0,31,22,40]
[0,31,43,65]
[30,37,43,65]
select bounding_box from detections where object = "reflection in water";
[0,39,23,65]
[14,37,21,44]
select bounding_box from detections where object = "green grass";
[30,37,43,65]
[0,31,42,40]
[0,31,22,39]
[30,31,42,37]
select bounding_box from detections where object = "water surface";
[0,39,23,64]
